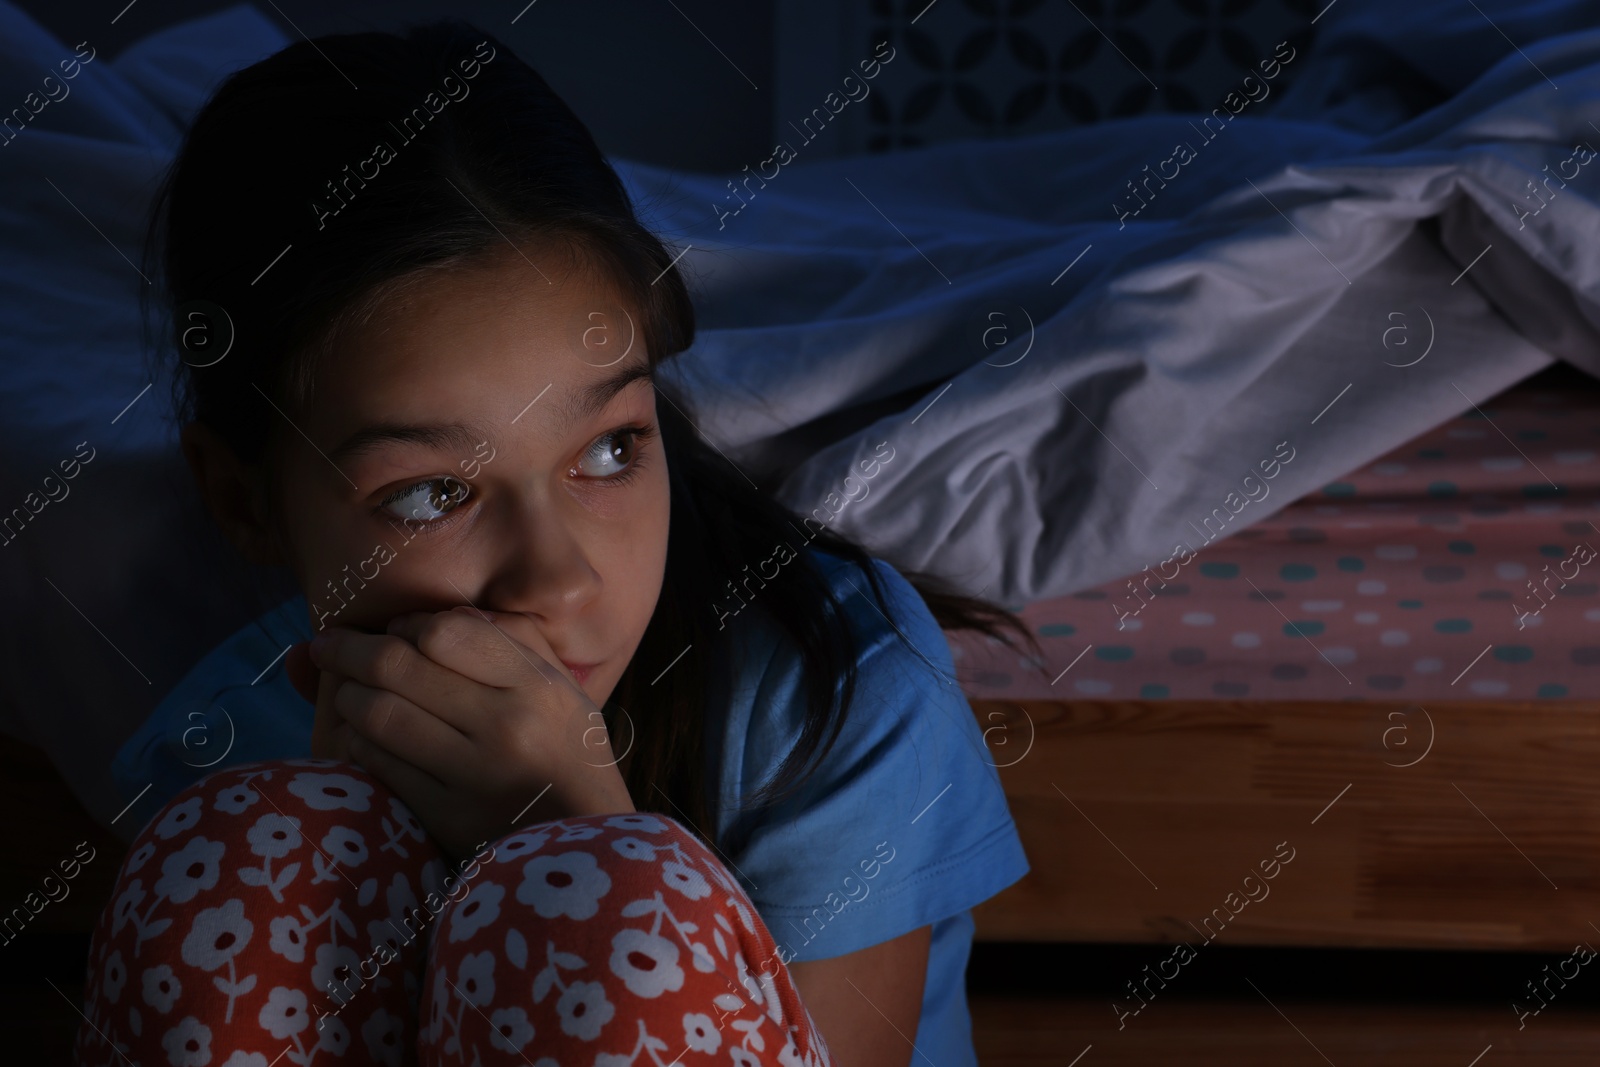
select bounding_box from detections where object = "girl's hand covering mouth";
[296,605,635,862]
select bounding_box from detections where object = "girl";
[83,20,1037,1067]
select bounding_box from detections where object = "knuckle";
[367,694,399,740]
[416,613,467,660]
[371,636,411,686]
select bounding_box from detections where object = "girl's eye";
[574,426,649,480]
[379,476,469,523]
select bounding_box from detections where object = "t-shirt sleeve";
[112,595,316,828]
[716,553,1031,964]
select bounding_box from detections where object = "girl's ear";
[179,421,284,566]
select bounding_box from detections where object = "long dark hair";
[144,21,1040,855]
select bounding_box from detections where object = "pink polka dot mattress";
[949,380,1600,702]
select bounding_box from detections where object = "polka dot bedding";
[949,383,1600,702]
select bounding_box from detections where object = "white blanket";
[1,0,1595,827]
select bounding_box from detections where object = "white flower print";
[494,829,549,860]
[286,771,374,812]
[103,950,127,1004]
[214,783,259,815]
[610,837,657,862]
[312,942,364,999]
[126,841,157,875]
[385,872,419,926]
[219,1053,269,1067]
[154,836,224,904]
[141,964,181,1014]
[609,928,684,999]
[516,852,611,920]
[447,882,504,943]
[129,1006,142,1036]
[425,966,449,1044]
[488,1006,534,1053]
[112,879,145,936]
[456,950,496,1007]
[366,917,410,961]
[246,813,301,859]
[777,1031,826,1067]
[554,823,604,842]
[361,1007,406,1067]
[682,1011,721,1053]
[388,795,427,841]
[161,1015,212,1067]
[505,927,529,969]
[153,797,202,841]
[180,898,253,972]
[731,952,767,1014]
[316,1014,351,1057]
[755,966,785,1026]
[555,979,614,1040]
[259,986,310,1040]
[268,914,307,963]
[594,1055,631,1067]
[605,813,667,833]
[660,859,711,901]
[322,825,368,868]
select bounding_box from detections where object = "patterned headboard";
[774,0,1322,157]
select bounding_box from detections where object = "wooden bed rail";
[968,698,1600,952]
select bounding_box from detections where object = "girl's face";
[265,247,670,709]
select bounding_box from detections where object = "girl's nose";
[481,506,602,621]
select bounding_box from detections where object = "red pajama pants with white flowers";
[75,759,831,1067]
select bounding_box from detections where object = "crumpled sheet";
[1,0,1597,827]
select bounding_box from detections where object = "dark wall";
[11,0,776,173]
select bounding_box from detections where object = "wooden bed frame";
[6,696,1600,1062]
[967,697,1600,950]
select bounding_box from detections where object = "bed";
[9,368,1599,1063]
[955,364,1600,1061]
[6,0,1600,1062]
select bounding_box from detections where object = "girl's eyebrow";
[554,359,655,434]
[328,361,654,464]
[330,420,492,465]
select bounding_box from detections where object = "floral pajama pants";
[75,759,832,1067]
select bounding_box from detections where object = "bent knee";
[119,758,416,880]
[474,810,742,906]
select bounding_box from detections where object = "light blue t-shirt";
[113,549,1030,1063]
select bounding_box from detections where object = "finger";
[385,607,571,690]
[346,732,452,825]
[285,642,317,705]
[311,717,354,762]
[309,627,485,732]
[332,676,476,780]
[309,668,347,759]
